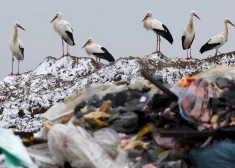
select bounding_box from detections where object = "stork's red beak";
[228,20,235,27]
[18,25,25,31]
[142,14,149,22]
[82,39,90,48]
[194,13,201,20]
[50,15,58,23]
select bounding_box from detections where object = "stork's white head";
[57,12,62,17]
[142,11,153,22]
[190,11,195,15]
[224,18,235,27]
[88,37,94,43]
[14,22,25,31]
[82,37,94,48]
[190,11,200,20]
[50,12,63,23]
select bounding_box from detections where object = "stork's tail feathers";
[100,47,115,62]
[199,44,207,54]
[105,52,115,62]
[153,24,174,45]
[159,29,173,44]
[93,47,115,62]
[162,24,173,44]
[66,31,75,46]
[167,34,173,44]
[199,39,221,54]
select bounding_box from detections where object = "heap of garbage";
[2,66,235,168]
[1,52,235,133]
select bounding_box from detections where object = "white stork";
[200,18,235,56]
[182,11,201,60]
[50,12,75,57]
[142,11,174,54]
[9,22,25,75]
[82,37,115,63]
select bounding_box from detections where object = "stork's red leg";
[66,43,70,56]
[156,35,159,52]
[190,47,192,59]
[62,38,64,57]
[158,36,161,53]
[11,55,14,75]
[17,60,20,75]
[186,49,189,60]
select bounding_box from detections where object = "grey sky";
[1,0,235,80]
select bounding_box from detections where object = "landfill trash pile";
[1,66,234,167]
[1,52,235,132]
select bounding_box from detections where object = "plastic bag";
[48,124,129,168]
[193,66,235,83]
[93,128,121,159]
[152,132,180,149]
[190,140,235,168]
[0,128,38,168]
[171,78,217,126]
[108,112,139,133]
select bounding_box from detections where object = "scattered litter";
[4,66,235,167]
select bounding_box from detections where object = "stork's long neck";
[223,21,228,42]
[12,26,18,44]
[143,17,152,30]
[187,15,194,32]
[53,16,62,32]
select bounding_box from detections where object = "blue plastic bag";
[190,140,235,168]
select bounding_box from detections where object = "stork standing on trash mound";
[181,11,201,60]
[200,18,235,56]
[142,11,174,54]
[50,12,76,57]
[9,22,25,75]
[82,37,115,63]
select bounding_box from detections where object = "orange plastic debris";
[178,75,196,87]
[230,116,235,122]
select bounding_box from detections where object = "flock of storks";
[9,11,235,75]
[142,11,234,59]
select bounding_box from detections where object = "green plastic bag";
[0,128,37,168]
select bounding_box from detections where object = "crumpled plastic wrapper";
[48,124,130,168]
